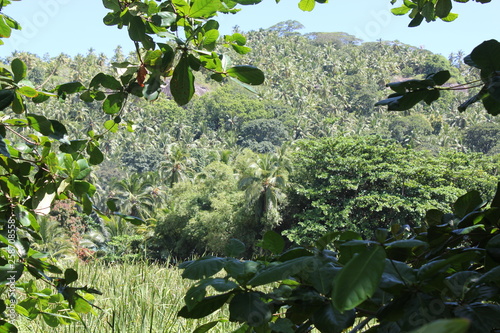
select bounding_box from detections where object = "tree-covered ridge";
[1,25,498,260]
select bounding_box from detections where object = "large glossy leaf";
[170,54,195,106]
[226,66,264,85]
[332,245,386,311]
[247,256,315,286]
[453,190,483,218]
[26,114,53,136]
[178,293,231,319]
[182,256,226,280]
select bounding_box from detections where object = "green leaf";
[170,53,195,106]
[229,292,272,327]
[102,0,121,11]
[142,74,162,101]
[466,40,500,73]
[247,256,315,286]
[0,16,12,38]
[391,5,411,15]
[11,58,26,83]
[193,321,219,333]
[0,263,24,285]
[89,73,122,90]
[104,119,119,133]
[226,66,264,85]
[11,91,25,114]
[385,239,428,249]
[26,114,54,136]
[453,190,483,219]
[408,319,469,333]
[298,0,315,11]
[64,268,78,284]
[312,303,355,333]
[225,239,246,257]
[182,256,226,279]
[86,143,104,165]
[17,86,38,98]
[435,0,452,18]
[152,12,176,27]
[332,245,386,311]
[0,319,18,332]
[103,92,126,114]
[258,230,284,254]
[178,293,231,319]
[15,205,36,227]
[128,16,146,42]
[0,90,15,110]
[56,82,86,97]
[106,198,119,212]
[189,0,221,18]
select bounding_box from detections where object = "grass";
[16,260,239,333]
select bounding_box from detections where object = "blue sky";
[1,0,499,58]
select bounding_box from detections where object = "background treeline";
[3,21,500,260]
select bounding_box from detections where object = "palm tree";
[111,173,155,218]
[238,153,289,227]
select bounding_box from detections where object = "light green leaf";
[298,0,315,11]
[189,0,221,18]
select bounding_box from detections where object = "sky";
[1,0,499,58]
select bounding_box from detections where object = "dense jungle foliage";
[2,23,498,260]
[3,22,500,260]
[1,0,500,331]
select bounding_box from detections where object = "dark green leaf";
[178,293,231,319]
[170,53,195,106]
[453,190,483,218]
[64,268,78,284]
[11,58,26,83]
[0,89,14,110]
[182,256,226,279]
[229,292,272,327]
[89,73,122,90]
[258,230,284,254]
[128,16,146,42]
[312,303,355,333]
[11,91,24,114]
[435,0,452,18]
[247,256,315,286]
[226,66,264,85]
[193,321,219,333]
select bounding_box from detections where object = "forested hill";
[2,22,499,257]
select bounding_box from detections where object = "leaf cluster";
[180,185,500,333]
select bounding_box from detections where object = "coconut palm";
[238,153,289,227]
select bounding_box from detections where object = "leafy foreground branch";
[180,186,500,333]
